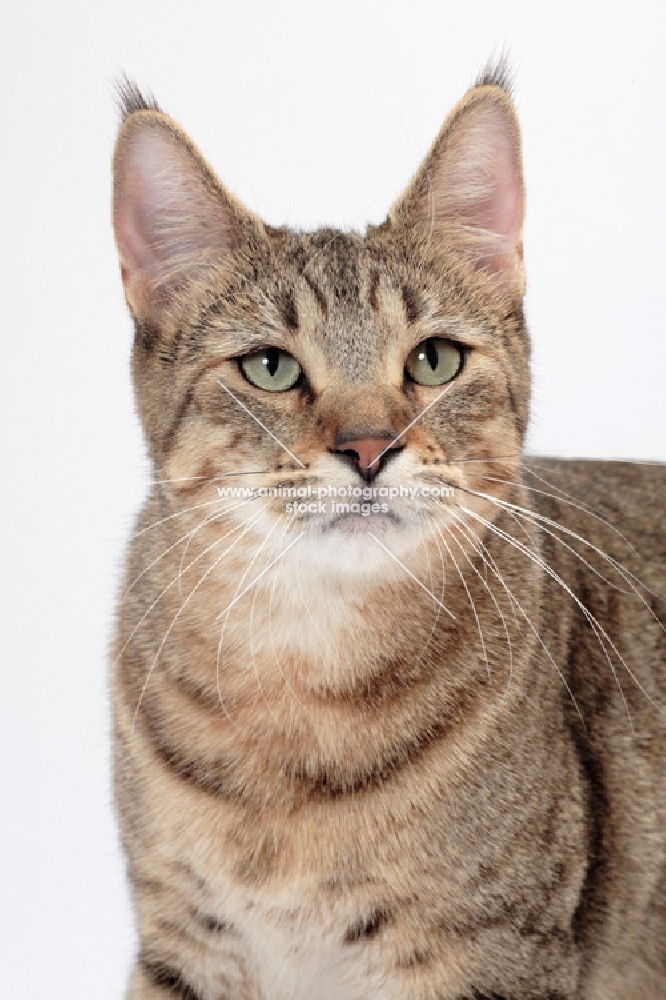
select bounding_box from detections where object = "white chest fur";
[246,917,394,1000]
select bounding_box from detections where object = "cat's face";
[113,78,528,588]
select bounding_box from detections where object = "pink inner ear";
[429,100,525,289]
[113,125,236,318]
[115,155,162,277]
[483,132,522,247]
[114,131,177,279]
[468,131,523,275]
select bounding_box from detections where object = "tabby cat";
[111,67,666,999]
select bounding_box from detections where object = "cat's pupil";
[265,348,280,377]
[425,339,438,371]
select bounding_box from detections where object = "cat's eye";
[405,338,464,387]
[239,348,302,392]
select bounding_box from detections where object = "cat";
[111,65,666,999]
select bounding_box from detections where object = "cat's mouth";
[320,508,402,534]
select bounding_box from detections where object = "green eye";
[240,348,302,392]
[405,338,463,387]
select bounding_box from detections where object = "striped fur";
[111,72,666,999]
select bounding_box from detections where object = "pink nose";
[343,438,391,471]
[333,437,401,481]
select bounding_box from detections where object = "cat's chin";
[290,508,423,583]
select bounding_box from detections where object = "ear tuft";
[115,75,162,124]
[474,52,514,96]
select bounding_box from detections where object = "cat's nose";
[331,436,403,483]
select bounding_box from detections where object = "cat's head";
[112,70,528,581]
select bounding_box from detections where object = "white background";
[1,1,664,996]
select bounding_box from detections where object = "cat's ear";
[113,106,263,321]
[389,82,525,297]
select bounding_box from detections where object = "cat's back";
[528,457,666,995]
[527,455,666,729]
[529,457,665,582]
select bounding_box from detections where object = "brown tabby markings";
[112,70,665,999]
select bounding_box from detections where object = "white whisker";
[151,468,271,486]
[217,379,306,469]
[128,494,238,542]
[215,532,304,623]
[177,495,260,592]
[460,484,664,628]
[117,509,263,667]
[248,519,290,727]
[367,533,456,620]
[455,503,586,726]
[522,463,639,556]
[131,511,264,731]
[460,503,662,726]
[447,507,514,694]
[432,520,490,678]
[269,517,315,722]
[214,514,289,720]
[507,466,642,556]
[409,514,446,671]
[449,510,519,627]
